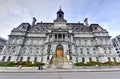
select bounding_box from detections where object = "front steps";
[50,56,72,69]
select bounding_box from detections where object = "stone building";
[0,37,6,53]
[0,8,120,68]
[112,35,120,56]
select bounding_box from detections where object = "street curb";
[0,69,120,73]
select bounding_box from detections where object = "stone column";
[43,46,47,63]
[53,34,55,41]
[61,33,63,41]
[71,34,73,43]
[46,34,49,43]
[57,34,58,41]
[65,34,67,41]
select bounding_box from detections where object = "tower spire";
[60,5,61,10]
[54,7,67,22]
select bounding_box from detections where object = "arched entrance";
[56,44,63,57]
[50,44,70,68]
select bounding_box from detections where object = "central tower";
[54,7,67,22]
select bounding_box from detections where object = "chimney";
[31,17,37,27]
[84,18,89,27]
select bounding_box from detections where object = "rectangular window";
[89,57,92,62]
[96,57,99,62]
[81,52,83,54]
[87,52,89,54]
[7,56,11,62]
[2,56,6,62]
[27,57,30,62]
[108,57,111,62]
[113,57,116,62]
[55,34,57,39]
[20,57,23,62]
[82,57,85,62]
[70,56,72,60]
[34,57,37,62]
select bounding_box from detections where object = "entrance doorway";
[56,44,63,57]
[50,44,70,68]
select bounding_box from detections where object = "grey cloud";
[0,0,120,39]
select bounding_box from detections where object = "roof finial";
[60,5,61,10]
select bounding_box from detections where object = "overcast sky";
[0,0,120,39]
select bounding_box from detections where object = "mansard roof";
[12,8,107,33]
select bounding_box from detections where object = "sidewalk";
[0,66,120,73]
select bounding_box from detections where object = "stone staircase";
[50,56,72,69]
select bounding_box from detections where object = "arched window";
[16,38,19,44]
[80,48,83,54]
[93,48,96,51]
[76,28,80,32]
[41,28,44,31]
[104,48,107,54]
[81,28,85,32]
[29,48,33,54]
[79,40,81,45]
[86,48,89,51]
[11,47,16,54]
[85,40,88,45]
[87,48,89,54]
[105,39,108,45]
[80,48,83,51]
[33,39,36,45]
[23,47,26,54]
[6,47,10,54]
[100,39,103,44]
[35,27,39,31]
[91,40,93,46]
[36,48,39,54]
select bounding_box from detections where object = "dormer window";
[81,28,85,32]
[35,27,39,31]
[41,28,44,31]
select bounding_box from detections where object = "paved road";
[0,71,120,79]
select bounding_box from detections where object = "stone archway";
[50,44,70,69]
[56,44,63,57]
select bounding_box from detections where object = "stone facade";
[112,35,120,56]
[0,37,6,53]
[0,8,120,67]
